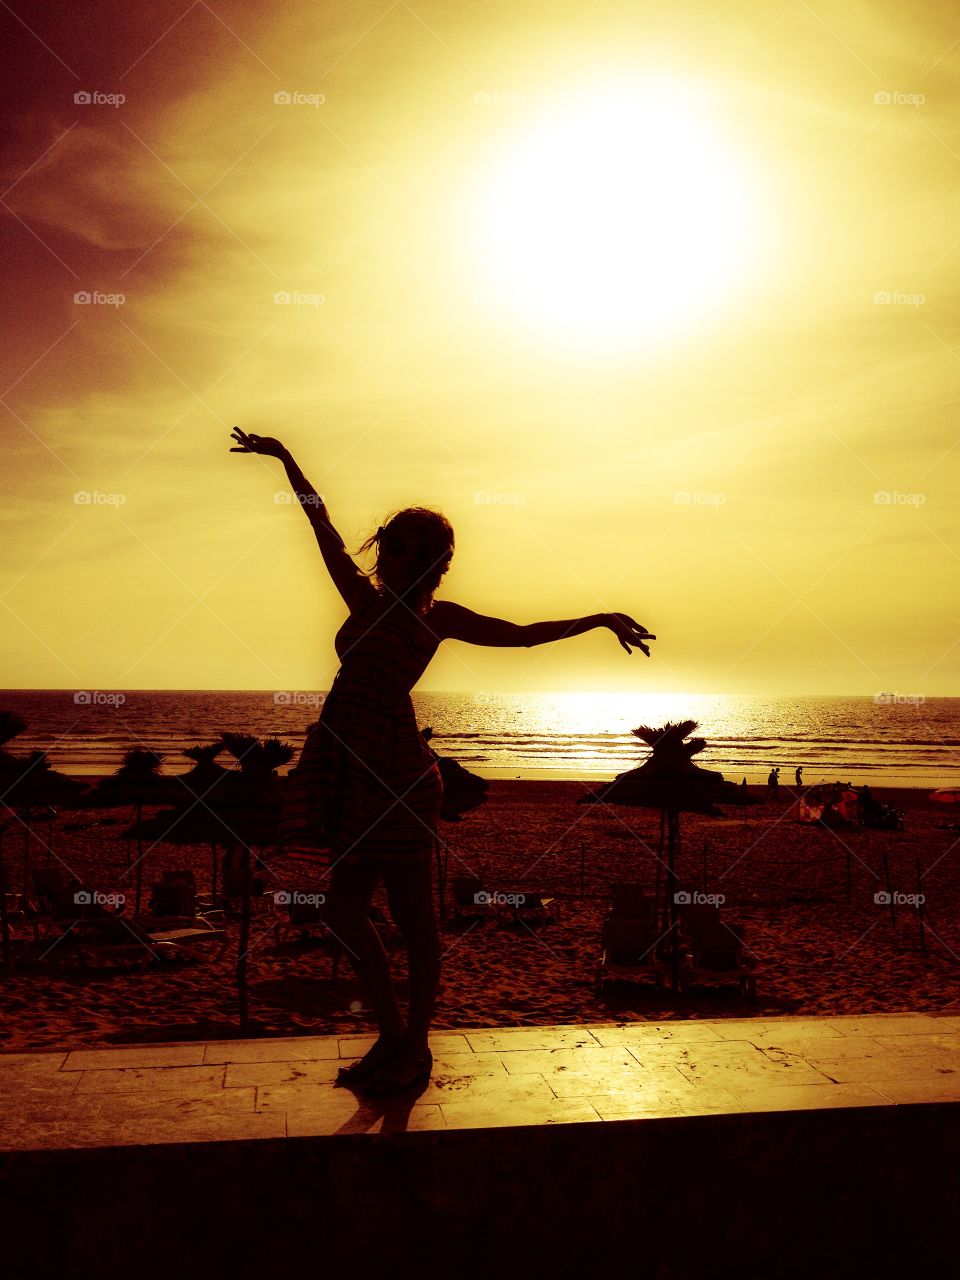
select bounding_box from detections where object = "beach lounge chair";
[273,894,343,978]
[610,881,656,919]
[147,871,224,927]
[677,919,757,1000]
[41,887,226,968]
[495,889,560,928]
[451,875,490,922]
[595,912,668,996]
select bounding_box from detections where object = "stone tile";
[116,1112,287,1145]
[499,1045,647,1076]
[869,1077,960,1104]
[589,1087,746,1120]
[871,1033,960,1056]
[584,1023,726,1047]
[709,1021,848,1045]
[725,1083,892,1111]
[439,1096,603,1130]
[75,1065,227,1095]
[674,1043,832,1088]
[419,1073,557,1106]
[0,1052,68,1072]
[823,1014,952,1038]
[338,1032,472,1058]
[95,1089,259,1120]
[64,1045,208,1071]
[0,1119,128,1151]
[463,1028,601,1054]
[204,1036,341,1065]
[807,1052,960,1086]
[0,1067,81,1098]
[225,1059,347,1088]
[285,1103,446,1137]
[547,1065,695,1101]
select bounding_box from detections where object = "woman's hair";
[357,506,454,613]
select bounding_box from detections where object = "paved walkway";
[3,1012,959,1149]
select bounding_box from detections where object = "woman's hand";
[230,426,287,459]
[602,613,656,656]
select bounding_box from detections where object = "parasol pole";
[0,828,10,970]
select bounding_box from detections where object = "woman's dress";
[278,592,443,866]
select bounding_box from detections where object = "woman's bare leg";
[328,857,405,1053]
[382,854,440,1056]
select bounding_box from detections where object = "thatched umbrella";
[0,737,87,903]
[83,749,183,914]
[421,726,489,922]
[580,720,753,988]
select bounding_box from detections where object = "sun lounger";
[677,919,757,999]
[595,913,668,996]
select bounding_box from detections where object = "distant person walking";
[230,427,656,1093]
[767,767,780,799]
[795,766,803,788]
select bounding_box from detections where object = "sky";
[1,0,958,697]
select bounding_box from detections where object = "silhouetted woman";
[231,427,656,1092]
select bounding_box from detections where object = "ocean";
[1,689,958,789]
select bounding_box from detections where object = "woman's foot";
[335,1034,404,1087]
[360,1047,433,1096]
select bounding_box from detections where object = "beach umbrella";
[84,749,183,914]
[579,720,750,989]
[0,745,88,910]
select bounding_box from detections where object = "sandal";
[360,1049,433,1096]
[334,1037,403,1087]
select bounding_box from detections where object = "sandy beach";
[1,780,958,1053]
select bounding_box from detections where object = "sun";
[471,77,759,348]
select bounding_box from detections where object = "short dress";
[278,592,444,866]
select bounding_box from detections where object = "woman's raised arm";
[430,600,655,655]
[230,427,376,612]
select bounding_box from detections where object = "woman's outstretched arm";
[430,600,655,655]
[230,427,375,612]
